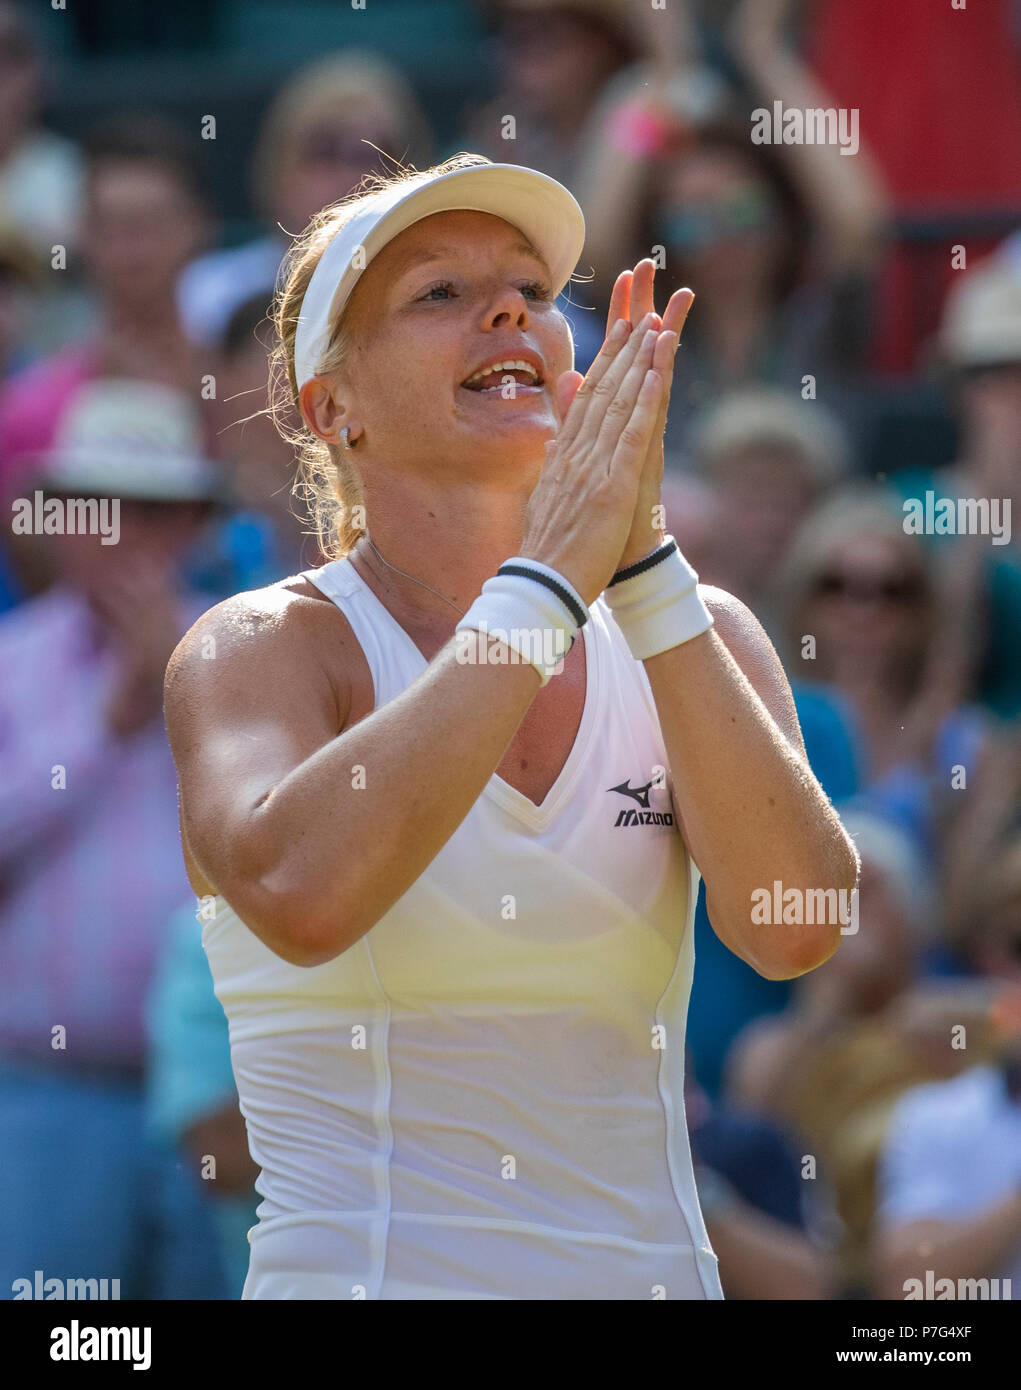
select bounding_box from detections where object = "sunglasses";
[813,571,927,605]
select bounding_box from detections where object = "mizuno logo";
[607,778,674,829]
[608,778,654,808]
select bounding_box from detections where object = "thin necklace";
[363,532,467,617]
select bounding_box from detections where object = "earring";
[340,427,355,450]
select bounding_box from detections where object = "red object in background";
[810,0,1021,374]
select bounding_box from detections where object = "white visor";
[292,161,587,390]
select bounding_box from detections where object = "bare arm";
[165,598,544,967]
[647,587,860,979]
[729,0,889,273]
[874,1191,1021,1299]
[182,1102,261,1194]
[705,1199,837,1300]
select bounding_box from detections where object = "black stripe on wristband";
[496,563,589,629]
[607,537,677,587]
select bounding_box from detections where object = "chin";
[456,427,551,477]
[456,402,557,445]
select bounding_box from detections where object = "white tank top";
[203,555,723,1300]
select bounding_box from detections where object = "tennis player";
[165,152,860,1300]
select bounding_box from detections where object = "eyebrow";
[389,240,551,282]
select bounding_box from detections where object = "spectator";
[463,0,655,188]
[177,51,432,350]
[185,292,314,598]
[873,836,1021,1300]
[687,387,851,639]
[576,0,887,445]
[915,251,1021,722]
[0,1,85,259]
[941,728,1021,961]
[726,810,998,1294]
[0,379,226,1299]
[0,111,214,536]
[776,484,992,865]
[687,1066,839,1299]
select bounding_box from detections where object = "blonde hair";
[268,151,494,559]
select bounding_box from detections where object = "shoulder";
[164,573,356,722]
[169,577,283,660]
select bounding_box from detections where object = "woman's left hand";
[617,262,694,569]
[560,261,694,573]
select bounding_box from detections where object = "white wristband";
[454,560,586,687]
[603,536,713,660]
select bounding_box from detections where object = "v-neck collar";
[341,557,601,832]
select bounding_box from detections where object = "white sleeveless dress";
[202,555,724,1300]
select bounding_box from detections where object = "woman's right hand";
[519,311,675,607]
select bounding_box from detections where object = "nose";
[481,282,531,331]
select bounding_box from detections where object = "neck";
[350,465,536,623]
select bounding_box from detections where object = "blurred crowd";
[0,0,1019,1300]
